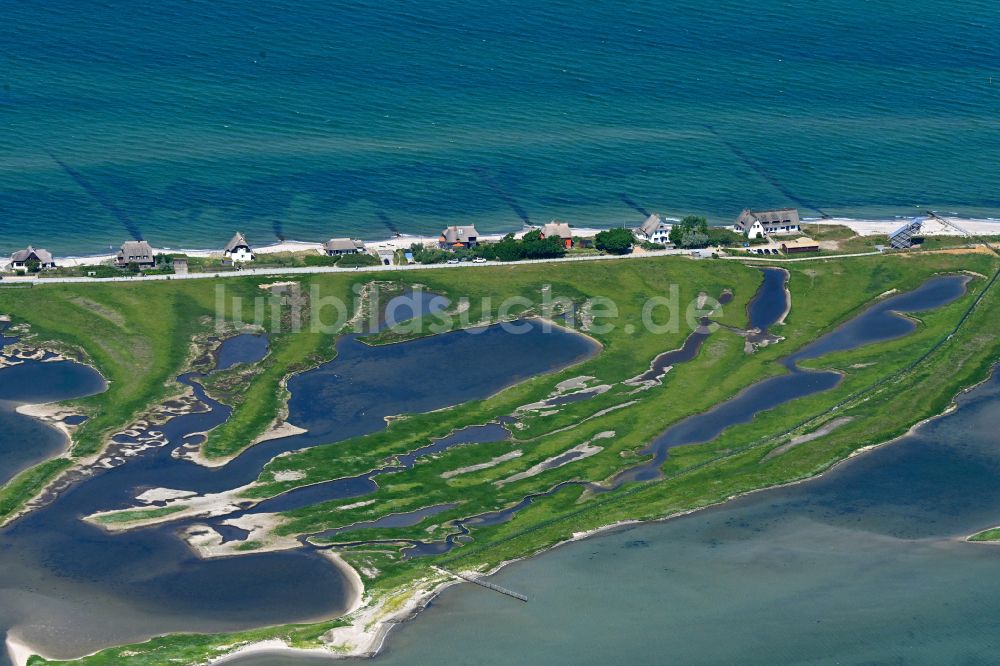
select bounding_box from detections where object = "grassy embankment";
[92,504,188,525]
[13,251,1000,665]
[801,223,1000,255]
[428,254,1000,574]
[0,282,216,520]
[0,276,356,521]
[262,255,995,553]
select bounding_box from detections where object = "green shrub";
[337,253,381,267]
[594,228,634,254]
[304,254,341,267]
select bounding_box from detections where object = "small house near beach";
[223,232,255,263]
[173,258,189,275]
[10,246,56,271]
[115,240,155,268]
[634,214,673,245]
[781,237,819,254]
[539,221,574,249]
[735,208,801,239]
[889,218,923,249]
[439,225,480,250]
[324,238,366,256]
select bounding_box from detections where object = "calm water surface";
[0,358,105,484]
[215,333,270,371]
[3,0,1000,255]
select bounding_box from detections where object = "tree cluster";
[410,230,566,265]
[409,244,453,264]
[479,230,566,262]
[594,227,634,254]
[669,215,710,248]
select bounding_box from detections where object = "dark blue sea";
[2,0,999,256]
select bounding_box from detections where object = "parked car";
[472,257,487,263]
[446,258,460,264]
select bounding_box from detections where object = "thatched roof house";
[735,208,801,239]
[634,214,672,244]
[324,238,366,256]
[540,221,574,248]
[223,232,255,262]
[116,240,155,267]
[439,225,480,249]
[10,246,56,270]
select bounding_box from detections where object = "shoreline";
[805,216,1000,238]
[3,542,368,666]
[293,360,1000,662]
[3,215,999,273]
[318,360,1000,665]
[5,355,997,666]
[85,317,601,533]
[13,402,84,448]
[3,228,610,270]
[6,634,53,666]
[45,360,995,666]
[0,400,92,510]
[3,251,998,664]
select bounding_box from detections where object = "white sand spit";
[441,450,523,479]
[495,431,613,487]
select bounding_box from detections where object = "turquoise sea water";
[2,1,999,256]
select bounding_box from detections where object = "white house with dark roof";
[223,232,255,263]
[10,246,56,271]
[634,214,673,245]
[734,208,801,239]
[324,238,366,256]
[116,240,155,268]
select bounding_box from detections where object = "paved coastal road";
[1,249,691,286]
[726,251,882,262]
[0,249,896,287]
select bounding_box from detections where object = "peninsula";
[1,241,998,665]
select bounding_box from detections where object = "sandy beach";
[4,216,998,273]
[806,216,1000,237]
[1,228,608,271]
[5,634,49,666]
[14,403,83,445]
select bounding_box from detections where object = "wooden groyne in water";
[436,567,528,602]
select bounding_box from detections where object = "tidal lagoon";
[0,358,105,485]
[3,267,983,664]
[365,366,1000,666]
[0,312,598,663]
